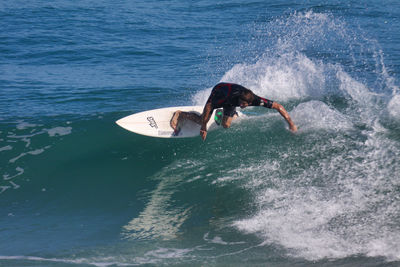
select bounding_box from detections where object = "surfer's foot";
[170,111,181,130]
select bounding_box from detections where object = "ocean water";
[1,0,400,266]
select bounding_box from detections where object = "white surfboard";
[116,106,240,138]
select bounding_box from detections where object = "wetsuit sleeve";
[252,95,273,109]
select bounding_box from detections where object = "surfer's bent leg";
[170,111,182,130]
[170,110,202,130]
[221,106,237,128]
[180,112,202,124]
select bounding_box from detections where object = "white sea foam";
[192,52,327,106]
[0,255,133,267]
[9,148,48,163]
[186,175,202,183]
[16,121,39,130]
[221,53,326,101]
[291,100,353,132]
[215,10,400,263]
[0,186,11,194]
[203,233,245,245]
[1,124,72,194]
[388,94,400,121]
[233,108,400,262]
[0,145,12,152]
[234,128,400,261]
[144,247,194,260]
[3,167,24,180]
[122,161,196,240]
[46,126,72,137]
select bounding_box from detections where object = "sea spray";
[191,11,400,261]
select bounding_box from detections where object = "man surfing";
[170,82,298,140]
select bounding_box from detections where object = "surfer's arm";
[271,102,297,132]
[200,102,213,140]
[253,96,297,132]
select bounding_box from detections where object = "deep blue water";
[1,1,400,266]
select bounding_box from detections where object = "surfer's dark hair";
[239,89,255,103]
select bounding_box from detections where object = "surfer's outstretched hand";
[200,130,207,140]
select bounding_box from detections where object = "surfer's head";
[239,89,255,108]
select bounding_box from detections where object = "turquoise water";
[1,1,400,266]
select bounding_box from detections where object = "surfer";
[170,82,298,140]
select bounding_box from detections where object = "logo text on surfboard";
[147,116,158,129]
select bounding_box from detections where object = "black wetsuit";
[207,83,274,116]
